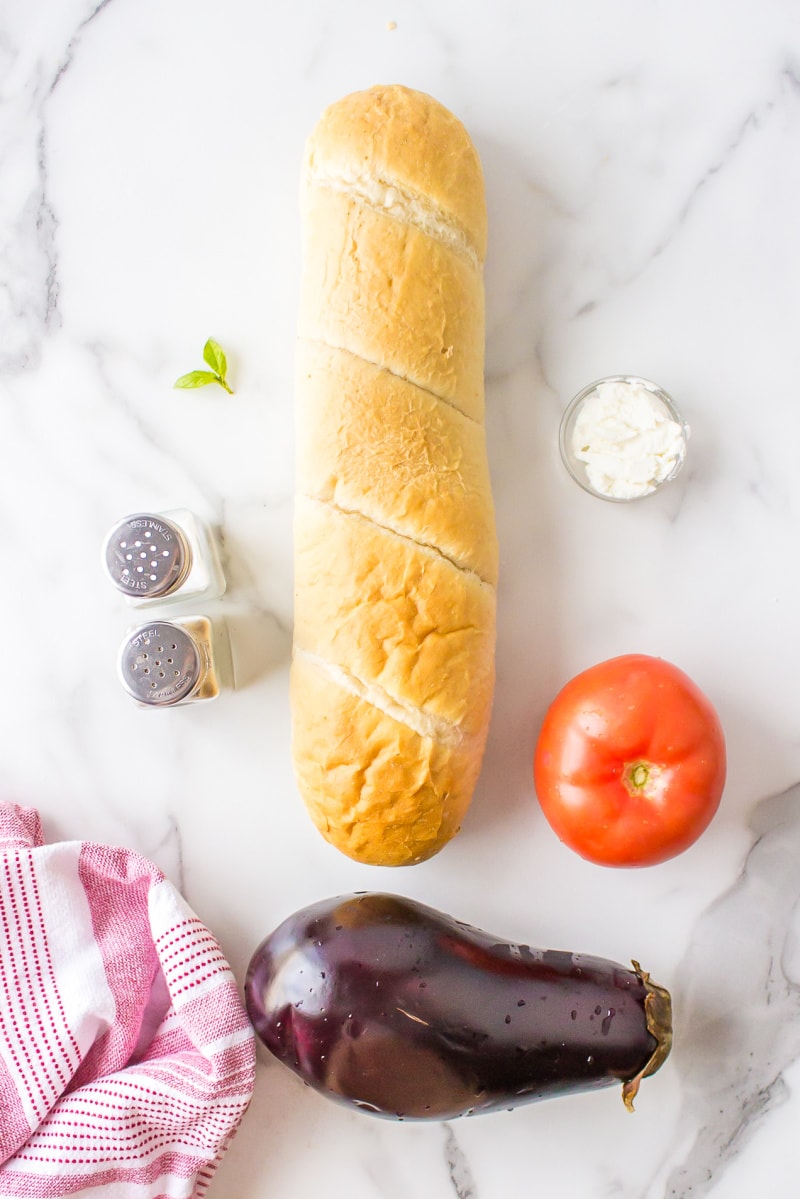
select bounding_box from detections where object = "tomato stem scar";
[623,760,663,798]
[630,763,649,789]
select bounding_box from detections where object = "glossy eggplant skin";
[245,893,671,1120]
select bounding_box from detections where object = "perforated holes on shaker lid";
[104,514,192,598]
[119,622,201,706]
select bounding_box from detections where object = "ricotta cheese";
[571,380,686,500]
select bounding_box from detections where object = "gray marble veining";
[1,1,799,1196]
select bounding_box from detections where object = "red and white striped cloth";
[0,803,256,1198]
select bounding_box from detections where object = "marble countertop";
[3,1,800,1195]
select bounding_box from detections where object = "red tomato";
[533,654,726,867]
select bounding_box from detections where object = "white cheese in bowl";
[571,379,687,500]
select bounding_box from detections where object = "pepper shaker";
[102,510,225,608]
[117,615,232,708]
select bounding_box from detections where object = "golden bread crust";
[292,85,496,866]
[303,83,487,263]
[298,188,485,419]
[290,654,484,866]
[294,496,496,737]
[295,341,498,584]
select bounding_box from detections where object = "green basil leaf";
[203,338,228,379]
[173,369,220,389]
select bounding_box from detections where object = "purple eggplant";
[245,893,671,1120]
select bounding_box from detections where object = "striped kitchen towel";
[0,803,255,1198]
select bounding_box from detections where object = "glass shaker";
[117,615,232,708]
[102,509,225,608]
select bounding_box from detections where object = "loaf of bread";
[292,84,498,866]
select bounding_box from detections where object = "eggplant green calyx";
[621,961,673,1111]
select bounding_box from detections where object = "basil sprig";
[174,338,233,394]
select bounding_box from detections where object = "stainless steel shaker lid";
[104,513,192,599]
[118,622,201,706]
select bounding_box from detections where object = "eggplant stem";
[621,961,673,1112]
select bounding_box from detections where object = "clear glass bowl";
[558,375,689,502]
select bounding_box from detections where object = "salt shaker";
[117,615,231,708]
[102,510,225,608]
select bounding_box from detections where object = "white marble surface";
[2,0,800,1195]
